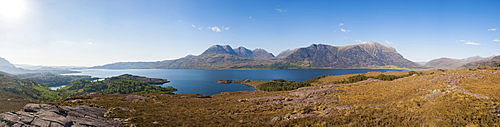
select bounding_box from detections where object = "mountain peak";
[0,57,15,68]
[283,43,421,68]
[201,45,237,56]
[362,41,378,44]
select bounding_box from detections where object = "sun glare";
[0,0,28,21]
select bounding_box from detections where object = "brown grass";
[42,69,500,126]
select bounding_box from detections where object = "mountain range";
[0,57,30,74]
[0,57,79,74]
[424,56,495,69]
[92,42,423,69]
[461,55,500,69]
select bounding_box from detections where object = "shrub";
[257,80,311,91]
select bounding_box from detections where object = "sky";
[0,0,499,66]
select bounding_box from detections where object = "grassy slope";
[0,74,59,112]
[43,69,500,126]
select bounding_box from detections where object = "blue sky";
[0,0,499,66]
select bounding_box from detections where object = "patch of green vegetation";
[256,79,311,91]
[57,75,176,97]
[0,74,61,112]
[303,75,331,84]
[0,74,177,112]
[15,73,99,87]
[334,71,419,84]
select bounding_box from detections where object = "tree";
[497,63,500,67]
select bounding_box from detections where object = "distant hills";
[0,57,77,74]
[461,55,500,69]
[0,57,30,74]
[424,56,496,69]
[93,42,423,69]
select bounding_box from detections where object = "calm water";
[62,69,402,95]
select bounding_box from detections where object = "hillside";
[0,73,60,112]
[424,58,467,69]
[0,73,176,112]
[424,56,494,69]
[42,69,500,126]
[462,55,500,69]
[282,42,421,68]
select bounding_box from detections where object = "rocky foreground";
[0,104,121,127]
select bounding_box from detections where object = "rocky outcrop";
[0,103,122,127]
[217,80,233,84]
[123,95,152,102]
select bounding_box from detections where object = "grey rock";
[123,95,152,102]
[0,103,122,127]
[424,92,445,100]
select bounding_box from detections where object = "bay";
[62,69,403,95]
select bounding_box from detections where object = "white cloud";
[338,23,344,27]
[355,40,365,43]
[275,8,288,13]
[87,41,94,46]
[340,28,351,33]
[210,26,221,32]
[493,39,500,42]
[249,16,252,19]
[458,40,480,45]
[465,42,481,45]
[221,26,230,30]
[488,28,497,31]
[385,40,394,44]
[194,25,230,32]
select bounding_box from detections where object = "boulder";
[0,103,122,127]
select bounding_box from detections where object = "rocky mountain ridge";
[93,42,423,69]
[281,42,421,68]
